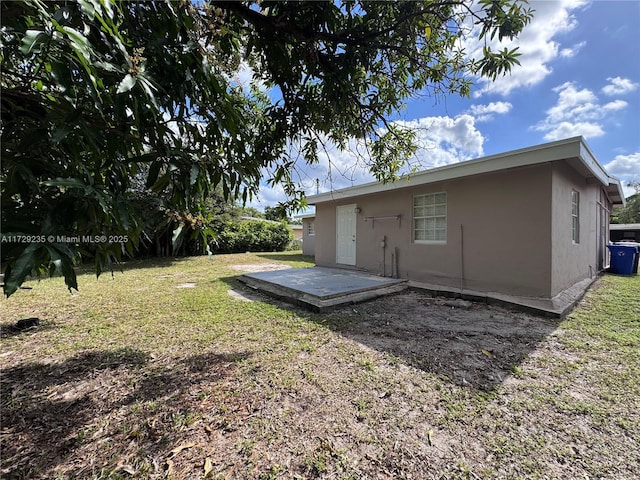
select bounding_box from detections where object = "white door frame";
[336,204,357,265]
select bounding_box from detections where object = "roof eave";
[306,137,624,206]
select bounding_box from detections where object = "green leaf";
[60,26,92,63]
[78,0,96,18]
[20,29,46,55]
[3,244,39,297]
[41,178,86,189]
[116,74,136,94]
[45,245,78,293]
[51,125,73,143]
[146,161,162,188]
[137,75,158,109]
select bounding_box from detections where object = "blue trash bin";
[607,244,639,275]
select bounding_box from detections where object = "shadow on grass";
[0,347,250,479]
[252,252,315,264]
[0,319,55,340]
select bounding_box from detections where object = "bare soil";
[330,289,559,391]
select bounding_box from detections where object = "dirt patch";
[328,289,560,390]
[229,263,292,273]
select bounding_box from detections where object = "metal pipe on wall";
[381,235,386,277]
[394,246,399,278]
[460,224,466,290]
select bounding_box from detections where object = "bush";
[286,239,303,251]
[214,220,292,253]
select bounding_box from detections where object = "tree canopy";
[1,0,533,296]
[611,186,640,224]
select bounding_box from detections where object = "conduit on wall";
[460,224,466,290]
[364,215,401,229]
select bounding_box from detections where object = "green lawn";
[1,253,638,479]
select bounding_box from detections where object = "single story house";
[290,224,303,241]
[610,223,640,243]
[305,137,625,312]
[296,213,317,256]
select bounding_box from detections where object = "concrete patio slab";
[238,267,408,311]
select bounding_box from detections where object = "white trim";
[571,190,580,244]
[610,223,640,230]
[307,137,625,206]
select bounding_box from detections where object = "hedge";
[214,220,292,253]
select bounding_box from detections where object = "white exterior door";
[336,204,357,265]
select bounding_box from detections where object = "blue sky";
[247,0,640,211]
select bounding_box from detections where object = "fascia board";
[308,137,584,205]
[578,141,610,185]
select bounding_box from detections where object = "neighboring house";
[290,224,303,241]
[296,214,316,256]
[306,137,625,307]
[610,223,640,243]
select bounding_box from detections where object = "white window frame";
[307,221,315,236]
[571,190,580,244]
[413,192,447,244]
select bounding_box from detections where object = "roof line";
[307,137,624,205]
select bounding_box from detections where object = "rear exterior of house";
[307,137,624,302]
[297,214,316,256]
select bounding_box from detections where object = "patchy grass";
[1,254,639,479]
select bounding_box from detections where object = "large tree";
[1,0,533,296]
[611,185,640,224]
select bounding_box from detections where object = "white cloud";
[539,121,605,140]
[533,81,630,141]
[605,152,640,198]
[230,61,267,94]
[601,76,639,96]
[559,41,586,58]
[250,113,488,206]
[605,152,640,177]
[468,0,589,97]
[467,101,512,122]
[301,115,487,196]
[602,100,628,112]
[395,115,485,169]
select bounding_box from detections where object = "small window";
[571,190,580,244]
[307,221,315,236]
[413,192,447,243]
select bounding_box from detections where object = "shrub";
[286,239,303,251]
[214,220,292,253]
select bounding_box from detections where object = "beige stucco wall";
[550,162,609,296]
[314,164,560,298]
[301,218,316,256]
[291,226,303,241]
